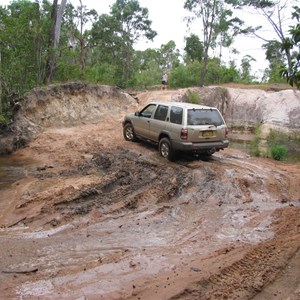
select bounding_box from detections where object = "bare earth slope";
[0,86,299,299]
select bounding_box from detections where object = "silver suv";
[123,102,229,160]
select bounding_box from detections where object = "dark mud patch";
[3,149,193,229]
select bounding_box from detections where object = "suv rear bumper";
[172,140,229,152]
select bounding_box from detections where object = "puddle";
[230,140,300,163]
[0,155,37,190]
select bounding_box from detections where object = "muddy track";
[1,144,299,299]
[0,87,300,299]
[171,207,300,299]
[4,148,193,229]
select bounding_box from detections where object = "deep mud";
[0,89,300,299]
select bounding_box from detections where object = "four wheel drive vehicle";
[122,102,229,160]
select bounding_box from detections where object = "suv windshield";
[187,109,224,126]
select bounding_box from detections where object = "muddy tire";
[123,123,137,142]
[159,138,175,161]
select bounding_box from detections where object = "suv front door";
[133,104,157,138]
[149,104,169,141]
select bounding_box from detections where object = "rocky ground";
[0,87,299,299]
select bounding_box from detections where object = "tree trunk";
[55,0,67,48]
[0,48,2,114]
[45,0,67,84]
[200,53,209,87]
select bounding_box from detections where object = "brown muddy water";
[229,140,300,163]
[0,155,38,190]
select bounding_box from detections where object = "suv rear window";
[170,106,183,124]
[187,109,224,126]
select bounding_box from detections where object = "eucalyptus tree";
[45,0,67,83]
[184,0,244,86]
[214,6,244,61]
[281,5,300,88]
[131,48,162,88]
[184,34,204,63]
[262,40,286,82]
[90,13,124,84]
[241,54,255,82]
[240,0,296,75]
[63,0,98,73]
[159,41,181,72]
[109,0,157,87]
[0,0,50,114]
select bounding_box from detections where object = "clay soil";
[0,89,300,299]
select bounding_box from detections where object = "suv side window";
[170,106,183,124]
[154,105,168,121]
[139,104,157,118]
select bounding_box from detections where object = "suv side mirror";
[134,111,140,116]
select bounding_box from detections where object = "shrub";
[249,126,261,157]
[186,89,201,104]
[270,145,287,161]
[249,143,261,157]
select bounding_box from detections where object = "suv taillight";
[181,128,188,140]
[225,127,229,138]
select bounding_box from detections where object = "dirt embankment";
[1,82,299,154]
[0,84,299,299]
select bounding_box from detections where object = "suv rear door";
[186,108,226,142]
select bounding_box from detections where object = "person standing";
[161,72,168,90]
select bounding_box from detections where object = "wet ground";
[0,90,300,299]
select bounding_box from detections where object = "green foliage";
[184,0,246,86]
[84,64,117,85]
[280,6,300,88]
[265,129,300,161]
[0,1,49,95]
[249,126,261,157]
[0,0,288,119]
[240,55,256,83]
[262,40,287,83]
[0,114,8,128]
[170,61,202,88]
[108,0,157,86]
[169,58,241,88]
[248,128,298,161]
[204,58,240,84]
[0,110,12,129]
[266,129,300,146]
[130,61,161,89]
[159,41,181,71]
[186,89,201,104]
[270,145,287,161]
[184,34,204,63]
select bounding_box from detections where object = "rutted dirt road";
[0,88,299,299]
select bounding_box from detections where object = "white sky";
[1,0,295,79]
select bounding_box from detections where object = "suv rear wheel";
[123,123,137,142]
[159,138,175,161]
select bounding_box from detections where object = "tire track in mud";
[8,148,193,228]
[170,206,300,300]
[221,153,300,203]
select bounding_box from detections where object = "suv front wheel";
[159,138,175,161]
[123,123,137,142]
